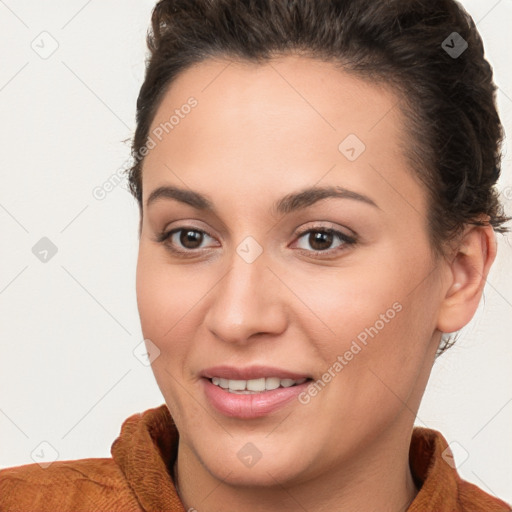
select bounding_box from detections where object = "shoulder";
[0,457,142,512]
[409,427,511,511]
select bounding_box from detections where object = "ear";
[436,222,497,333]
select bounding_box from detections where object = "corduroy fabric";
[1,403,510,511]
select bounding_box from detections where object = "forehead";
[146,55,403,149]
[141,55,424,219]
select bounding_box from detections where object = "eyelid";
[293,221,357,239]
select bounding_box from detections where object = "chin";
[195,437,310,488]
[205,458,304,488]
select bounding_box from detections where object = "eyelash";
[155,224,357,258]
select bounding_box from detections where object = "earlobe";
[436,223,497,333]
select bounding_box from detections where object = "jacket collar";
[111,404,184,511]
[407,426,460,511]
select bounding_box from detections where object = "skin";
[135,55,496,512]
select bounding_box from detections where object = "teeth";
[210,376,307,393]
[265,377,280,390]
[228,379,246,391]
[246,377,266,392]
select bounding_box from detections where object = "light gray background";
[1,0,511,504]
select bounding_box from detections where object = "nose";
[203,249,288,346]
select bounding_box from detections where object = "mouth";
[207,376,312,394]
[200,364,312,382]
[200,367,315,418]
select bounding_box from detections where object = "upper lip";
[200,365,311,381]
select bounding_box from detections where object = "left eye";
[294,228,356,254]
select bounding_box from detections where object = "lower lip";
[201,378,311,419]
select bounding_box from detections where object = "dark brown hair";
[126,0,509,353]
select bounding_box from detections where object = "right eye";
[156,226,218,255]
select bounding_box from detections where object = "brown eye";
[178,229,205,249]
[294,227,357,256]
[307,231,335,251]
[157,226,216,254]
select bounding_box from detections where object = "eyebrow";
[146,184,379,215]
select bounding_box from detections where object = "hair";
[126,0,510,354]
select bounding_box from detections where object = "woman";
[1,0,510,510]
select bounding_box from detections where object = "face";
[136,55,446,487]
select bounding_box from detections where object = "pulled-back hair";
[126,0,510,353]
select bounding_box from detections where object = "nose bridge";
[204,242,286,344]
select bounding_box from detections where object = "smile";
[210,377,308,393]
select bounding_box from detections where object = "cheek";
[303,249,438,377]
[300,266,408,349]
[135,249,201,414]
[136,244,200,339]
[320,279,439,409]
[135,250,196,397]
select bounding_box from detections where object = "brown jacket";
[1,404,510,511]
